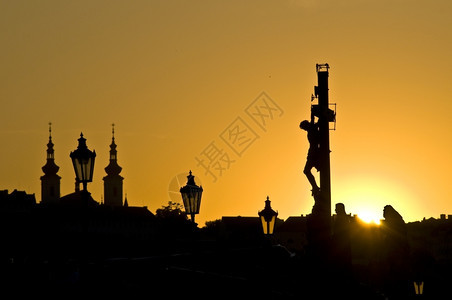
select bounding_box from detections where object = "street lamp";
[70,133,96,192]
[414,281,424,296]
[258,196,278,235]
[180,170,203,223]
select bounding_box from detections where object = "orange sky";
[1,0,451,225]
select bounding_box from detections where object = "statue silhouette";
[299,119,320,195]
[381,205,410,297]
[382,205,408,259]
[332,203,352,274]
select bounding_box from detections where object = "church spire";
[112,122,115,143]
[103,123,124,206]
[41,122,61,203]
[105,123,121,175]
[124,193,128,207]
[47,122,53,158]
[42,122,59,175]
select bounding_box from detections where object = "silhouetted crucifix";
[300,118,320,196]
[300,64,335,217]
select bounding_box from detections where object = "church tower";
[103,124,124,206]
[40,122,61,204]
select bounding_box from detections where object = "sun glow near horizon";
[335,176,417,224]
[355,210,382,225]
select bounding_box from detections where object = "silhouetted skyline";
[1,187,451,297]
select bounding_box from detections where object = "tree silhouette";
[155,201,187,220]
[154,201,194,239]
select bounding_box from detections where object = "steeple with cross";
[40,122,61,203]
[103,123,124,206]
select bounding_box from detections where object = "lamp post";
[258,196,278,235]
[180,170,203,224]
[414,281,424,296]
[70,133,96,192]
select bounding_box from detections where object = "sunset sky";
[1,0,451,225]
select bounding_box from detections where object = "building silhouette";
[39,124,125,206]
[40,123,60,204]
[0,189,36,211]
[103,124,124,206]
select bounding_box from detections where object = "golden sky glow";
[1,0,451,225]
